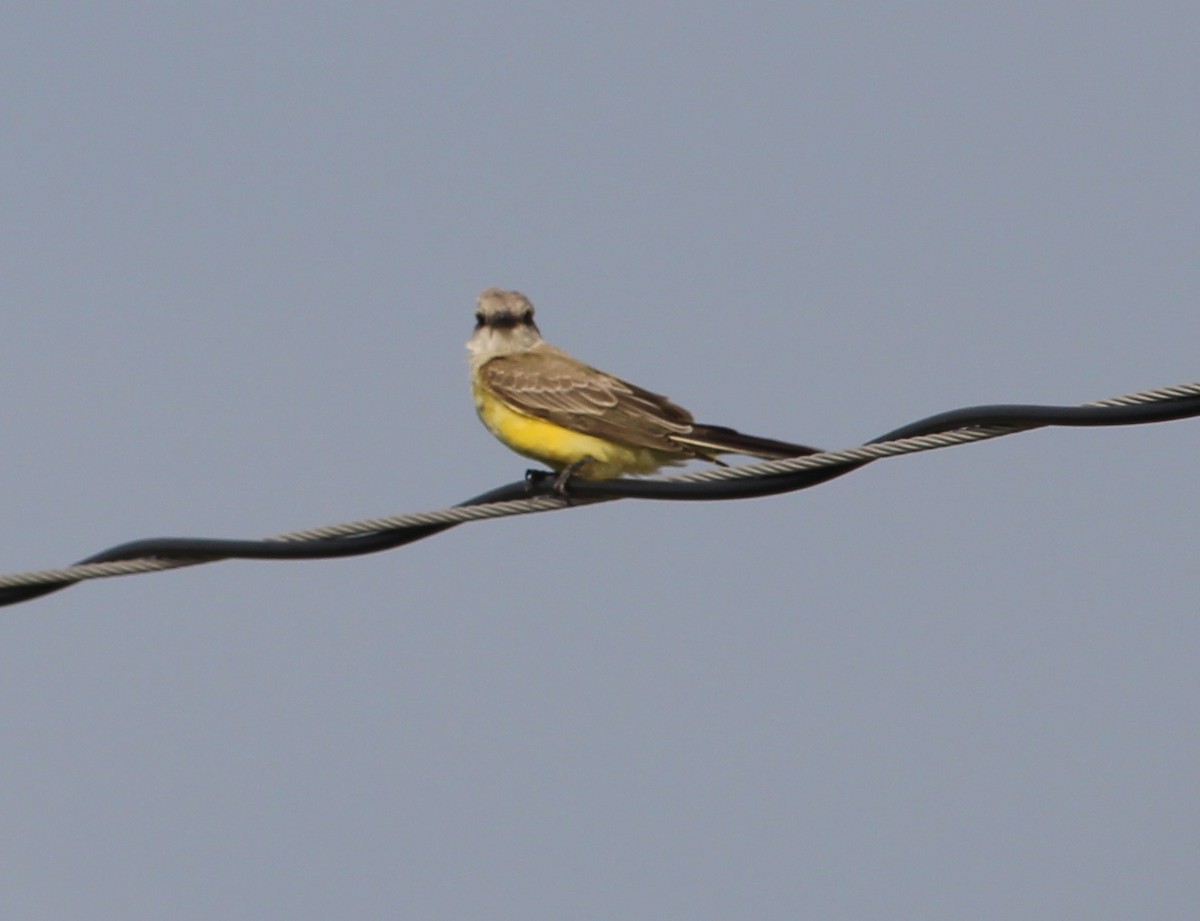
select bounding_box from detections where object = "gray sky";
[2,4,1198,919]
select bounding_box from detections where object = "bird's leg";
[552,456,595,498]
[523,458,596,500]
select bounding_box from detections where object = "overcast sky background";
[2,4,1198,919]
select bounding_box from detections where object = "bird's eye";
[474,312,485,328]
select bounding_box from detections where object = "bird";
[467,288,817,489]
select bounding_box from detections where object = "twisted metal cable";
[0,379,1197,602]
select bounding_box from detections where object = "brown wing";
[480,348,699,454]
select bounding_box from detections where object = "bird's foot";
[522,458,595,503]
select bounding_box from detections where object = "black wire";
[565,396,1200,502]
[3,394,1197,608]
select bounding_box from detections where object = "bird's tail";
[672,423,820,461]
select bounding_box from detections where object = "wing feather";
[480,350,697,453]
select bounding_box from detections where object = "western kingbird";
[468,288,817,485]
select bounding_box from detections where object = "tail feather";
[672,423,819,460]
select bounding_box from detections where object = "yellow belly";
[473,382,677,479]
